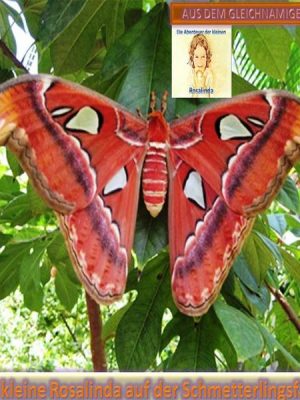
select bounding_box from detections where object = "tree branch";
[85,292,107,371]
[0,39,28,72]
[265,281,300,334]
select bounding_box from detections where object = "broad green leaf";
[167,312,217,371]
[51,0,106,74]
[0,2,17,69]
[0,232,12,246]
[232,73,256,95]
[0,242,30,299]
[83,68,127,99]
[165,309,237,371]
[276,176,299,213]
[295,26,300,49]
[281,248,300,285]
[39,0,87,45]
[47,233,79,284]
[47,232,69,264]
[0,0,24,30]
[0,194,33,225]
[240,27,292,80]
[21,0,47,37]
[214,301,264,361]
[102,301,133,342]
[0,175,20,201]
[234,254,270,314]
[285,214,300,237]
[257,323,300,370]
[272,301,299,357]
[40,256,52,286]
[102,3,175,118]
[27,184,49,215]
[0,68,13,84]
[6,149,23,178]
[115,251,170,370]
[243,231,277,283]
[100,0,128,48]
[267,214,287,237]
[255,231,282,263]
[134,201,167,265]
[55,264,81,311]
[234,254,260,293]
[19,239,50,311]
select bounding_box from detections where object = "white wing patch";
[66,106,100,134]
[51,107,72,117]
[219,115,253,140]
[104,167,127,195]
[184,171,205,209]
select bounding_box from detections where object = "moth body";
[142,111,169,217]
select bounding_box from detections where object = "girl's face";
[193,45,207,70]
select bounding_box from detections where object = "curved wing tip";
[175,299,212,318]
[86,288,124,306]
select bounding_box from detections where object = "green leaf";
[214,301,264,361]
[0,2,17,69]
[21,0,47,38]
[267,214,287,237]
[255,231,283,263]
[257,323,300,370]
[19,239,50,311]
[115,251,170,370]
[276,176,299,213]
[0,194,33,225]
[281,248,300,285]
[232,73,256,96]
[0,242,31,299]
[100,0,128,48]
[50,0,106,74]
[102,301,133,342]
[242,231,277,283]
[39,0,87,45]
[0,175,20,201]
[27,184,49,215]
[83,68,127,99]
[134,201,167,265]
[240,27,292,80]
[0,0,24,30]
[47,232,69,264]
[167,312,217,371]
[102,3,174,118]
[6,149,23,177]
[55,264,81,311]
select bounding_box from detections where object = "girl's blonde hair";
[189,34,212,68]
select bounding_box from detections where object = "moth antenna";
[161,90,168,115]
[149,91,156,113]
[136,107,143,118]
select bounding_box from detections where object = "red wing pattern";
[0,74,148,304]
[169,91,300,315]
[59,155,145,302]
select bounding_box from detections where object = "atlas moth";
[0,74,299,317]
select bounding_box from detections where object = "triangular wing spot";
[103,167,128,196]
[183,170,206,209]
[66,106,102,134]
[218,115,253,140]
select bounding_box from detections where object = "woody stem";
[85,292,107,371]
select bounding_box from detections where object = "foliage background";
[0,0,299,371]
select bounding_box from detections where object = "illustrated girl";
[188,34,213,97]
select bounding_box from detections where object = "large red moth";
[0,75,299,317]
